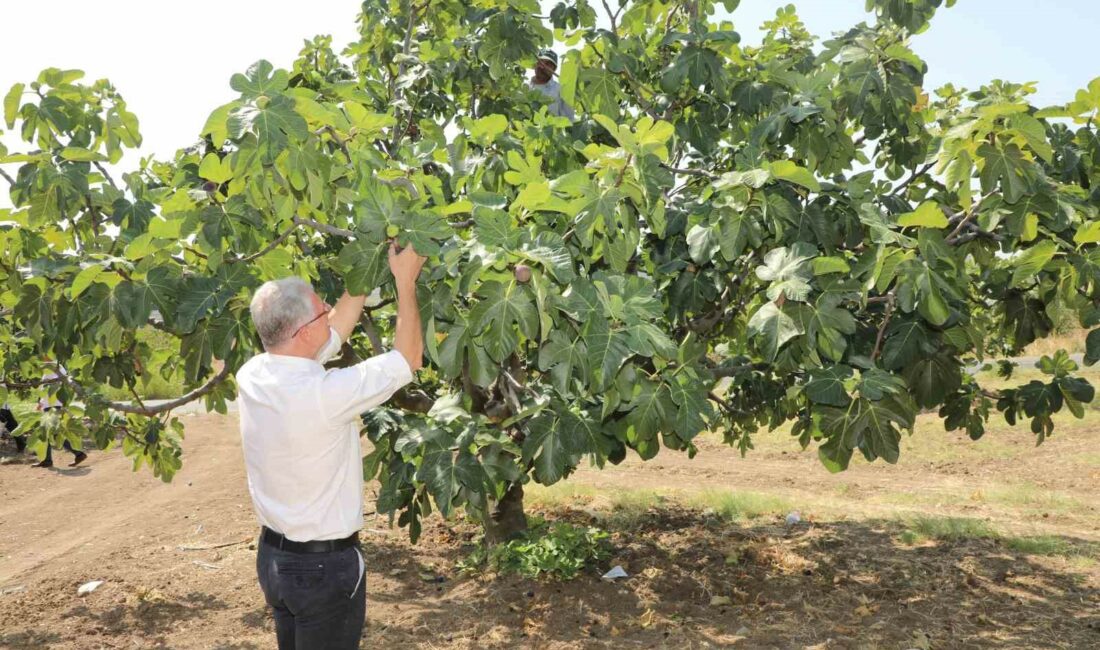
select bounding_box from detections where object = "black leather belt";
[261,527,359,553]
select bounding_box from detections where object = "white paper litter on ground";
[77,580,104,596]
[601,566,628,580]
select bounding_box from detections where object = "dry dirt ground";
[0,411,1097,650]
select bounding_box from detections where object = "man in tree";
[529,48,575,120]
[237,242,426,650]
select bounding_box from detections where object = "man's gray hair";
[250,277,315,350]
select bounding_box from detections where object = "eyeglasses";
[292,303,331,339]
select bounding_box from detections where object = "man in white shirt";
[529,48,576,120]
[237,241,425,650]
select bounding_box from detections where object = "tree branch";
[708,391,739,418]
[889,162,934,197]
[1,377,63,390]
[707,361,770,378]
[55,362,231,416]
[945,191,996,243]
[661,164,717,180]
[498,373,523,415]
[359,313,384,357]
[688,285,734,333]
[292,216,354,239]
[182,245,208,260]
[387,0,428,151]
[93,161,120,192]
[234,224,298,264]
[391,93,422,153]
[614,153,634,187]
[948,228,1006,246]
[601,0,621,36]
[500,367,537,398]
[389,387,433,413]
[317,126,351,161]
[870,291,897,363]
[390,0,425,101]
[365,297,395,314]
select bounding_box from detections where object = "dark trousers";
[42,439,78,464]
[256,536,366,650]
[0,408,23,452]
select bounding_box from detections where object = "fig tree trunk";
[483,482,528,545]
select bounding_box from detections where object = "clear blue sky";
[725,0,1097,107]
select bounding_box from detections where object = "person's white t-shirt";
[236,350,413,542]
[529,78,576,120]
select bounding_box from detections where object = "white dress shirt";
[236,350,413,542]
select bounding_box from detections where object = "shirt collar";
[263,352,323,368]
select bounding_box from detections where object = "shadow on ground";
[60,591,229,641]
[0,630,63,649]
[361,506,1100,649]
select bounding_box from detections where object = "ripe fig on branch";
[514,264,532,283]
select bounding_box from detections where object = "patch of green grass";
[974,362,1100,393]
[686,489,793,521]
[1079,453,1100,467]
[898,517,1097,560]
[525,483,598,507]
[1067,555,1099,571]
[900,516,999,543]
[878,491,956,507]
[900,421,1019,461]
[457,519,611,580]
[601,489,667,529]
[983,483,1085,514]
[1001,535,1097,557]
[898,529,924,545]
[832,483,858,497]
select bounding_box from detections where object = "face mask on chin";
[314,326,343,364]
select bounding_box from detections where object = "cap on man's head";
[536,49,558,68]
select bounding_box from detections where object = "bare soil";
[0,413,1097,649]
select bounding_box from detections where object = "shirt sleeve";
[319,350,414,425]
[560,99,576,121]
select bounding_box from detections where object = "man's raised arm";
[327,291,367,343]
[389,242,426,371]
[326,242,426,362]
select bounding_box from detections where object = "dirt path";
[0,413,1097,649]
